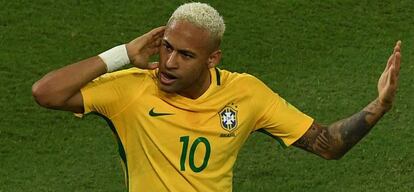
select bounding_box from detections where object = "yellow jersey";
[80,67,313,192]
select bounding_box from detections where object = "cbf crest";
[219,106,238,132]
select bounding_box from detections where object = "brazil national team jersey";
[80,67,313,192]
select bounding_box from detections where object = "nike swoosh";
[149,108,174,117]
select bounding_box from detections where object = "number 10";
[179,136,211,173]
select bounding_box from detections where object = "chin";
[158,82,177,93]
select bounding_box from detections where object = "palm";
[126,26,165,69]
[377,41,401,108]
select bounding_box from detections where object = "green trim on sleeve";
[256,128,288,148]
[88,112,129,192]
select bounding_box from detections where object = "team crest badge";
[219,106,238,132]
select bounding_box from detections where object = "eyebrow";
[163,39,197,57]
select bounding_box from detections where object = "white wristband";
[98,44,130,72]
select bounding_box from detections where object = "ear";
[207,50,222,68]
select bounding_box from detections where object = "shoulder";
[219,69,276,94]
[95,67,154,81]
[219,69,264,87]
[82,68,157,101]
[80,68,157,116]
[89,68,156,86]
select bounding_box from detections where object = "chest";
[111,91,257,175]
[121,94,255,152]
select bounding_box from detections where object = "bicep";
[60,91,84,113]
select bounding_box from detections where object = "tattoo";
[294,99,388,159]
[294,123,330,153]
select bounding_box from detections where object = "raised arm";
[32,27,165,113]
[293,41,402,160]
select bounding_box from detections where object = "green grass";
[1,0,413,191]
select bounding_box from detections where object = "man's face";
[158,20,215,98]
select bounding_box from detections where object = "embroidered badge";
[219,106,238,132]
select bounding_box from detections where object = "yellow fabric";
[80,67,313,192]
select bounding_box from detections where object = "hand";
[126,26,165,69]
[377,40,402,111]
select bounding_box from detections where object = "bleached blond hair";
[167,2,225,45]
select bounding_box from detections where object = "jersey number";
[179,136,211,172]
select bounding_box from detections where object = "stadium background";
[1,0,413,191]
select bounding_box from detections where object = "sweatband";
[98,44,130,72]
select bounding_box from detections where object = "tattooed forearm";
[336,99,388,148]
[294,98,389,159]
[293,123,334,156]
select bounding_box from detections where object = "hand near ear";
[126,26,166,69]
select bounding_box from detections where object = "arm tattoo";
[294,99,388,159]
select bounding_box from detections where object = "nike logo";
[149,108,174,117]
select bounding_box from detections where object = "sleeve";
[251,76,314,147]
[79,69,146,118]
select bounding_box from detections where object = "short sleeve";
[251,77,313,147]
[80,68,146,118]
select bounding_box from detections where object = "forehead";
[164,20,212,54]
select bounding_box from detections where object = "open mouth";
[159,72,178,85]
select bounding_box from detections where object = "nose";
[166,51,179,69]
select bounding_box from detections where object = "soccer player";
[32,2,402,192]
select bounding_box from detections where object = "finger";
[394,51,401,76]
[393,44,398,54]
[395,40,402,53]
[147,26,165,36]
[148,37,162,48]
[388,65,397,86]
[153,26,166,34]
[385,53,394,72]
[147,46,160,56]
[147,62,159,69]
[137,26,165,45]
[153,38,162,48]
[149,26,166,40]
[156,38,162,46]
[394,41,402,76]
[384,40,402,72]
[143,29,164,49]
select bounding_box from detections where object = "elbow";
[32,81,51,107]
[323,155,344,161]
[321,151,346,160]
[32,81,64,109]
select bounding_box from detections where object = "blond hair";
[167,2,225,44]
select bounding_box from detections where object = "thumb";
[147,62,159,69]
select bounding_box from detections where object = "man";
[32,2,401,192]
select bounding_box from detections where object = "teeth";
[160,72,177,85]
[165,73,176,79]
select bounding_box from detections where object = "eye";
[163,43,173,52]
[182,53,193,59]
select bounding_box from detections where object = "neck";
[178,69,211,99]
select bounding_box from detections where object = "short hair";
[167,2,225,44]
